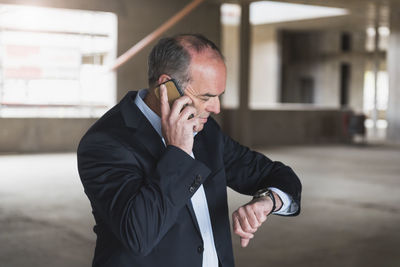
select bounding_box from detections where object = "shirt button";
[197,245,204,253]
[196,174,202,182]
[189,186,195,193]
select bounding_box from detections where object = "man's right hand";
[160,84,201,155]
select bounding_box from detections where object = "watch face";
[255,188,270,198]
[256,189,265,195]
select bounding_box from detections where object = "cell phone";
[155,79,184,105]
[154,79,194,119]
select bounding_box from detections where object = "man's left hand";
[232,192,282,248]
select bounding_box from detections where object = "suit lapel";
[134,121,165,160]
[192,130,214,170]
[120,91,165,160]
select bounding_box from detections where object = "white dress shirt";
[134,89,297,266]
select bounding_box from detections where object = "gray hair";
[147,33,224,90]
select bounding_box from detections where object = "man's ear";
[157,74,171,86]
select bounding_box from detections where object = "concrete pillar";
[387,6,400,143]
[238,2,251,146]
[250,25,280,108]
[372,6,380,136]
[221,21,240,109]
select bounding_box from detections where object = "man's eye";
[199,97,210,101]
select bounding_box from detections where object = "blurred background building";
[0,0,399,266]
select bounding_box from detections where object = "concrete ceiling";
[216,0,397,31]
[220,0,395,9]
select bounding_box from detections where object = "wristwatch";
[253,188,276,215]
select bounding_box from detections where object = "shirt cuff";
[268,187,298,215]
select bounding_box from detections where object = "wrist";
[253,188,275,215]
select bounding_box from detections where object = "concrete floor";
[0,145,399,267]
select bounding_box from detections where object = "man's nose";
[207,97,220,114]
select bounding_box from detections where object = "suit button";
[196,174,202,182]
[189,186,195,193]
[197,245,204,253]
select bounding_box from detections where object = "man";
[77,34,301,267]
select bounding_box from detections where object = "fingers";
[232,200,271,248]
[233,213,254,248]
[192,118,202,132]
[233,214,254,239]
[179,106,202,132]
[159,83,194,121]
[179,105,197,121]
[236,206,258,233]
[170,96,193,120]
[241,238,250,248]
[244,205,261,229]
[160,87,197,155]
[160,84,170,120]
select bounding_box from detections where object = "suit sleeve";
[77,131,211,256]
[222,132,302,216]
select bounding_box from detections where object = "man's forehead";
[189,52,226,74]
[187,50,226,95]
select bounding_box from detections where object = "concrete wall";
[0,0,221,153]
[0,118,97,153]
[280,30,368,111]
[221,108,351,147]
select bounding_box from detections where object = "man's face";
[183,53,226,132]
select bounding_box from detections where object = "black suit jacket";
[77,91,301,267]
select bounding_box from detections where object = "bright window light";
[0,4,117,118]
[221,2,348,25]
[379,26,390,36]
[221,4,241,26]
[365,26,390,51]
[250,1,348,25]
[363,71,389,116]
